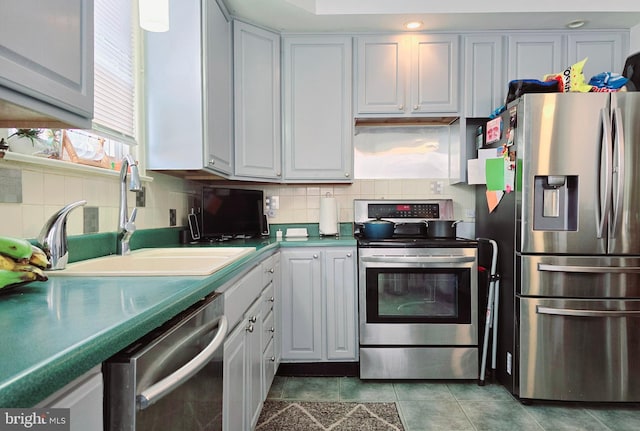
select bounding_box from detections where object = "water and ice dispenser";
[533,175,578,231]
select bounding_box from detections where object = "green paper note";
[485,158,504,191]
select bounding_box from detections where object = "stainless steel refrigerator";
[476,92,640,402]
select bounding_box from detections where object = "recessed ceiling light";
[566,19,586,29]
[404,21,423,30]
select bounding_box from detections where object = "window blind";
[93,0,136,145]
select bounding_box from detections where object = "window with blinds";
[93,0,136,145]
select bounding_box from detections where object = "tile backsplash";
[0,160,196,239]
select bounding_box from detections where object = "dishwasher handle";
[137,315,228,410]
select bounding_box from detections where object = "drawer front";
[261,282,275,316]
[519,296,640,401]
[263,338,276,399]
[262,255,276,286]
[224,264,263,330]
[263,309,275,351]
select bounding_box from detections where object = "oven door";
[358,248,478,346]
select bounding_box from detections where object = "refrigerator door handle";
[538,263,640,273]
[596,108,613,239]
[610,106,625,238]
[537,306,640,318]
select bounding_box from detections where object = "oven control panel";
[368,204,440,219]
[354,199,454,223]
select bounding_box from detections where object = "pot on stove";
[424,220,462,239]
[361,218,395,239]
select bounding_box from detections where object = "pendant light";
[139,0,169,32]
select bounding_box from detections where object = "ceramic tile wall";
[251,179,476,225]
[0,162,196,239]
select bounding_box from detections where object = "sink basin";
[48,247,256,276]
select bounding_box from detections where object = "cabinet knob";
[270,356,276,362]
[249,316,257,323]
[268,268,275,274]
[276,171,281,177]
[246,324,254,333]
[346,253,352,258]
[208,159,215,165]
[413,105,420,111]
[313,254,318,259]
[398,104,404,110]
[269,327,275,333]
[344,172,350,177]
[269,296,275,302]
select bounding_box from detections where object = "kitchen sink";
[47,247,256,277]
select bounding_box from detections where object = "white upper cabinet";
[507,34,564,82]
[356,35,408,115]
[282,35,353,182]
[567,32,627,79]
[146,0,233,176]
[463,35,505,117]
[355,34,459,116]
[0,0,93,128]
[234,21,282,180]
[410,34,460,114]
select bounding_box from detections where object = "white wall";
[631,23,640,54]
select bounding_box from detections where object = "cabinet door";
[280,250,322,361]
[0,0,93,125]
[507,34,564,82]
[567,32,627,81]
[464,35,505,117]
[245,299,264,430]
[234,21,282,179]
[410,34,460,114]
[324,248,358,360]
[283,36,353,182]
[355,35,409,115]
[223,323,248,431]
[204,0,233,175]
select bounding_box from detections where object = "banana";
[0,268,40,291]
[29,244,50,269]
[13,263,48,282]
[0,254,17,271]
[0,236,33,261]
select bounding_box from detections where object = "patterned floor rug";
[256,400,405,431]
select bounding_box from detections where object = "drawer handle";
[537,306,640,318]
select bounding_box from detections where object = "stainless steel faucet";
[118,154,142,255]
[37,200,87,270]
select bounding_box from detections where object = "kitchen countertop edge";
[0,236,356,407]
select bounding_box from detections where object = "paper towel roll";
[319,197,338,236]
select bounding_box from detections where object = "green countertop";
[0,233,356,407]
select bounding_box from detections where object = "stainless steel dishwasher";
[104,292,227,430]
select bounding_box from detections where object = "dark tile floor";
[266,376,640,431]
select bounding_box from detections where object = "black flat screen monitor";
[201,187,265,239]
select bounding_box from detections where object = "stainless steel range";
[355,199,479,379]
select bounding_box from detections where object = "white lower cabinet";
[280,247,357,362]
[36,366,103,431]
[223,253,279,431]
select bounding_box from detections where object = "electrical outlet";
[271,195,279,209]
[83,206,99,234]
[169,209,176,227]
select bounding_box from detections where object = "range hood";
[354,116,459,127]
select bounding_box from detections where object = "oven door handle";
[137,315,228,410]
[537,306,640,318]
[538,263,640,273]
[360,256,476,264]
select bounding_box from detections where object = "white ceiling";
[222,0,640,33]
